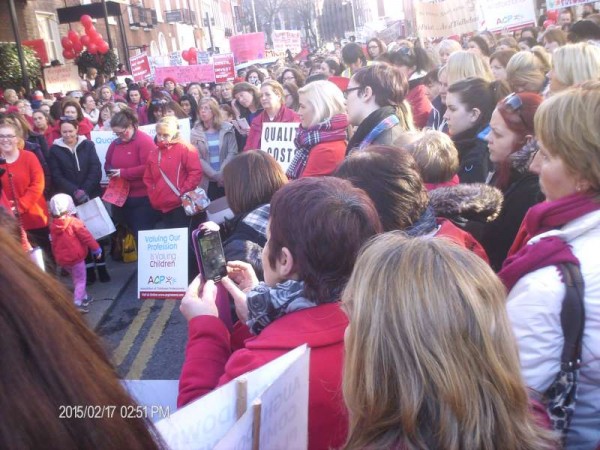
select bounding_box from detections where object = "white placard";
[478,0,536,31]
[91,131,117,184]
[260,122,300,173]
[157,345,310,449]
[272,30,302,55]
[123,380,178,422]
[76,197,116,240]
[137,228,188,299]
[44,65,81,94]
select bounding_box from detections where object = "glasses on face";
[368,45,379,49]
[343,87,361,99]
[113,127,130,137]
[156,133,172,141]
[0,135,16,140]
[283,76,295,82]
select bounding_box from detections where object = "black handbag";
[543,262,585,439]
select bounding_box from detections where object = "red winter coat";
[435,218,489,263]
[50,215,100,266]
[143,141,203,213]
[77,118,94,140]
[178,303,349,450]
[301,140,347,178]
[244,105,300,151]
[406,84,432,129]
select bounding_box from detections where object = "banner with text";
[213,53,236,83]
[229,32,266,64]
[138,228,188,299]
[130,52,153,82]
[260,122,299,174]
[154,65,216,85]
[479,0,536,31]
[272,30,302,55]
[91,130,116,184]
[44,64,81,94]
[546,0,595,9]
[414,0,478,39]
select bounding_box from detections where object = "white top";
[507,209,600,449]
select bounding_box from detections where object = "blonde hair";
[535,81,600,193]
[198,97,224,130]
[342,234,558,450]
[297,80,345,127]
[438,39,462,58]
[552,42,600,88]
[446,51,493,85]
[156,116,179,139]
[405,129,459,183]
[506,51,547,93]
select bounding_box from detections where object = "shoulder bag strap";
[557,262,586,370]
[157,149,181,198]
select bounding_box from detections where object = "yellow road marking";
[126,300,177,379]
[112,299,155,368]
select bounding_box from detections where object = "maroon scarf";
[499,193,600,291]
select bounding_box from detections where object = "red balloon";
[87,43,98,54]
[86,25,96,36]
[62,49,75,60]
[182,50,190,61]
[72,41,84,53]
[547,10,558,21]
[189,47,197,55]
[68,30,79,43]
[98,41,110,54]
[94,35,105,46]
[61,36,73,49]
[81,35,91,46]
[80,14,93,27]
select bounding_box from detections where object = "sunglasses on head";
[501,93,527,129]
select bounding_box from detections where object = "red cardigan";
[0,150,48,230]
[178,303,349,450]
[300,140,346,178]
[243,105,300,151]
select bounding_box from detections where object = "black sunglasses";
[501,93,528,129]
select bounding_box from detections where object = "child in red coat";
[49,194,101,313]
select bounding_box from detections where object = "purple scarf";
[287,114,348,179]
[499,193,600,291]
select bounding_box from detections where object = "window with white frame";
[35,12,61,63]
[154,0,163,21]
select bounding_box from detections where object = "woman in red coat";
[178,177,383,450]
[287,80,348,179]
[244,80,300,151]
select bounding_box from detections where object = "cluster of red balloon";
[181,47,198,64]
[61,14,110,60]
[544,10,559,29]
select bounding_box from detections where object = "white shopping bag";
[206,196,234,224]
[76,197,116,240]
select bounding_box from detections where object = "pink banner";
[213,54,236,83]
[130,53,152,82]
[229,32,265,64]
[154,65,216,85]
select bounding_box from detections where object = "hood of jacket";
[508,138,538,174]
[429,183,504,223]
[52,135,87,152]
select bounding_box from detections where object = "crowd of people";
[1,8,600,449]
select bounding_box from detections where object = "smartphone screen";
[196,231,227,281]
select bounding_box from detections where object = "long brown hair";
[342,234,557,450]
[0,228,164,449]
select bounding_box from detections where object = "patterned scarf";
[346,106,401,155]
[246,280,317,335]
[287,114,348,179]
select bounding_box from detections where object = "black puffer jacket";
[452,126,490,184]
[48,136,102,198]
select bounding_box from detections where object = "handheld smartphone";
[192,228,227,282]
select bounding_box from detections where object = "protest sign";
[156,345,310,449]
[169,51,184,66]
[139,118,191,143]
[138,228,188,299]
[76,198,116,240]
[44,64,81,94]
[198,51,210,64]
[272,30,302,55]
[229,32,266,64]
[478,0,536,31]
[154,65,216,85]
[123,380,178,423]
[90,130,117,184]
[130,52,153,82]
[213,53,236,83]
[260,122,300,173]
[102,176,129,207]
[414,0,478,39]
[546,0,594,9]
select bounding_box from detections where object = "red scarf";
[499,193,600,291]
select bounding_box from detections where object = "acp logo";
[147,275,176,285]
[497,15,524,24]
